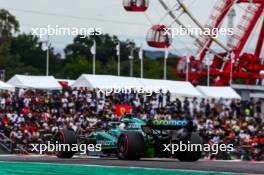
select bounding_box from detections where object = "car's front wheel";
[117,131,144,160]
[54,129,77,158]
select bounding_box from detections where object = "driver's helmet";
[119,123,126,130]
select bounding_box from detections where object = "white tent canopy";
[0,81,15,92]
[72,74,202,97]
[72,74,143,89]
[7,75,62,90]
[138,78,202,97]
[196,86,241,99]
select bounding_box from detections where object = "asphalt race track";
[0,155,263,175]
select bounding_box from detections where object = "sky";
[0,0,262,57]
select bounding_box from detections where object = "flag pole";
[230,52,235,85]
[207,62,210,86]
[186,56,189,81]
[164,47,168,80]
[117,43,120,76]
[139,45,143,78]
[164,55,167,80]
[93,52,95,75]
[128,46,134,77]
[92,40,96,75]
[140,54,143,78]
[46,36,49,76]
[207,54,210,86]
[118,52,120,76]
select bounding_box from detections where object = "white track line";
[0,160,262,175]
[0,154,263,163]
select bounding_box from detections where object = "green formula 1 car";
[54,117,203,161]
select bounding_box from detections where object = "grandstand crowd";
[0,88,263,160]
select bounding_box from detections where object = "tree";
[0,9,180,81]
[0,9,19,55]
[0,9,19,37]
[64,34,134,64]
[63,56,92,79]
[10,34,63,76]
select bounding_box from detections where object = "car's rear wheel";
[117,131,144,160]
[55,129,77,158]
[176,132,202,162]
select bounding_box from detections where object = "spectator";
[0,88,262,160]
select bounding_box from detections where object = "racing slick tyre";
[117,131,144,160]
[55,129,77,158]
[176,132,202,162]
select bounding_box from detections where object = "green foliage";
[0,9,179,81]
[0,9,19,37]
[0,9,19,56]
[64,56,91,79]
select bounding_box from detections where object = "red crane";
[177,0,264,86]
[123,0,264,86]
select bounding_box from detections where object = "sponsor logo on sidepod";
[152,120,188,126]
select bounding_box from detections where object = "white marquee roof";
[72,74,202,97]
[0,81,15,92]
[7,75,62,90]
[197,86,241,99]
